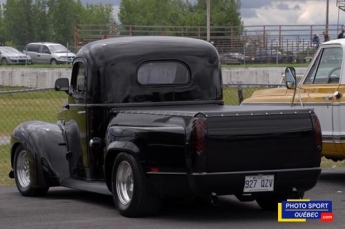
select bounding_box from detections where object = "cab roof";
[76,36,219,67]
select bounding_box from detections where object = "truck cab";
[242,39,345,161]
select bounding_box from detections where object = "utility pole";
[326,0,329,33]
[207,0,210,42]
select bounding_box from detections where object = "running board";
[61,178,112,196]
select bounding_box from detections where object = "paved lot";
[0,168,344,229]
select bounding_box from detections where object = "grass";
[0,89,66,137]
[321,157,345,169]
[0,145,14,186]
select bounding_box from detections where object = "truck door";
[334,54,345,157]
[297,46,342,156]
[58,60,88,178]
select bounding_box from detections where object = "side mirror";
[285,67,297,89]
[55,78,69,93]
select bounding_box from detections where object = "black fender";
[11,121,70,187]
[104,124,186,191]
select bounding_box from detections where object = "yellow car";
[242,39,345,161]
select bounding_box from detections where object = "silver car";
[24,42,76,65]
[0,46,32,65]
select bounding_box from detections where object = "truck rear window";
[138,61,190,85]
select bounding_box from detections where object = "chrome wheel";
[112,153,161,217]
[116,161,134,206]
[16,149,30,189]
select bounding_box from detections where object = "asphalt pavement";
[0,168,344,229]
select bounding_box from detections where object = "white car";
[0,46,32,65]
[24,42,76,65]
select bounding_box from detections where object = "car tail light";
[311,114,322,152]
[190,116,207,156]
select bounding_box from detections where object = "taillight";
[311,114,322,152]
[190,117,207,155]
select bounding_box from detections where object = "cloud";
[241,0,343,26]
[241,8,258,18]
[276,3,289,10]
[293,4,301,10]
[241,0,273,9]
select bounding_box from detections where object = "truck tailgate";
[206,113,319,172]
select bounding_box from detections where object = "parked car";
[24,42,76,65]
[219,52,242,65]
[0,46,32,65]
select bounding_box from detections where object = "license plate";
[243,175,274,192]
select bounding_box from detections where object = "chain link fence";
[0,83,282,186]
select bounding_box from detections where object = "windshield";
[48,44,68,53]
[304,47,343,84]
[0,47,21,54]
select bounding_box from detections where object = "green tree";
[118,0,242,37]
[119,0,190,26]
[0,3,5,44]
[31,0,52,43]
[47,0,80,47]
[79,4,113,25]
[77,3,114,38]
[2,0,114,49]
[4,0,35,47]
[193,0,242,26]
[119,0,195,35]
[119,0,242,27]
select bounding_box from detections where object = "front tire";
[112,153,161,217]
[256,191,304,211]
[13,145,49,196]
[50,59,57,65]
[1,58,8,65]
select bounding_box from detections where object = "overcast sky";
[84,0,345,27]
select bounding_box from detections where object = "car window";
[27,44,39,52]
[49,44,68,53]
[304,47,342,84]
[71,62,86,93]
[138,61,190,85]
[39,45,50,54]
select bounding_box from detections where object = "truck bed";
[110,104,321,173]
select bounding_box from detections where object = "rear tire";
[112,153,161,217]
[256,191,304,211]
[13,145,49,196]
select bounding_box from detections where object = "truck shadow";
[43,188,276,221]
[44,187,115,209]
[158,196,276,221]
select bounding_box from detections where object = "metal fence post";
[237,82,243,104]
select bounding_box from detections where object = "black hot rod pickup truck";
[9,36,322,217]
